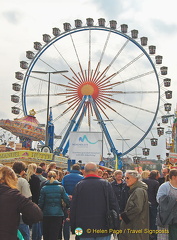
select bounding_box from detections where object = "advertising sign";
[169,153,177,164]
[69,132,102,164]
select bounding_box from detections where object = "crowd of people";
[0,161,177,240]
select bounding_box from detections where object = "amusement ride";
[6,18,173,168]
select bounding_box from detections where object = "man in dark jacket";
[143,170,160,240]
[62,164,84,240]
[70,162,119,240]
[111,170,129,213]
[62,164,84,195]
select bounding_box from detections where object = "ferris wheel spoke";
[97,94,155,114]
[53,43,84,84]
[63,73,82,86]
[70,34,86,82]
[104,70,154,88]
[89,30,111,82]
[26,93,68,97]
[94,39,130,85]
[36,96,79,114]
[103,90,158,95]
[109,39,130,66]
[116,53,144,75]
[29,75,63,87]
[116,111,145,133]
[95,52,145,87]
[37,58,57,72]
[98,31,111,67]
[100,94,155,114]
[95,101,110,120]
[87,30,92,82]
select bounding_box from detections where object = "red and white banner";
[169,153,177,164]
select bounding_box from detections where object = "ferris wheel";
[12,18,172,164]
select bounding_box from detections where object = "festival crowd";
[0,161,176,240]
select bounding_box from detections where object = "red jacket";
[0,183,43,240]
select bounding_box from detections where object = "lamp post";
[32,70,68,147]
[116,138,130,153]
[93,119,113,160]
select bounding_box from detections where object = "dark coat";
[111,180,129,212]
[38,180,70,216]
[70,176,119,238]
[62,170,84,195]
[120,181,149,240]
[0,183,43,240]
[143,177,159,205]
[29,174,41,204]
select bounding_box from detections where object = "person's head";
[169,169,177,180]
[84,162,98,175]
[114,170,123,181]
[72,164,80,171]
[162,168,170,177]
[57,170,64,181]
[39,162,46,171]
[51,169,60,180]
[47,162,56,172]
[141,170,150,180]
[125,170,141,187]
[102,172,108,179]
[12,161,26,175]
[36,167,43,175]
[149,170,160,180]
[26,163,37,181]
[97,169,103,177]
[0,166,17,189]
[47,170,57,183]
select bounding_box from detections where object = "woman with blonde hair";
[141,170,150,180]
[26,163,41,240]
[26,163,40,204]
[0,166,42,240]
[39,170,70,240]
[46,162,57,175]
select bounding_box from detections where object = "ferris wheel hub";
[78,81,99,99]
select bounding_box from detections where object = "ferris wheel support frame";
[62,104,88,156]
[89,95,122,169]
[56,95,87,153]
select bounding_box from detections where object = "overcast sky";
[0,0,176,160]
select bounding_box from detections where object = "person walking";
[38,170,70,240]
[62,164,84,240]
[26,163,42,240]
[0,166,42,240]
[111,170,129,213]
[62,164,84,195]
[119,170,149,240]
[158,168,170,185]
[70,162,119,240]
[156,169,177,240]
[12,161,32,240]
[143,170,160,240]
